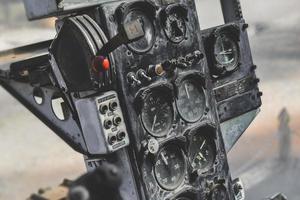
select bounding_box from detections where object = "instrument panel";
[96,0,235,199]
[2,0,260,199]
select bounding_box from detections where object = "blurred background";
[0,0,299,199]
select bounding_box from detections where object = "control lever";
[96,19,145,57]
[68,163,123,200]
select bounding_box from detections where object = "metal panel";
[23,0,117,20]
[220,0,243,23]
[221,109,259,152]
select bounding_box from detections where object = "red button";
[102,58,110,71]
[92,56,110,72]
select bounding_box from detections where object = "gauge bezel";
[209,184,230,200]
[154,144,187,190]
[135,83,175,137]
[160,4,188,44]
[186,124,217,174]
[174,72,207,123]
[172,189,198,200]
[115,1,157,54]
[210,25,241,78]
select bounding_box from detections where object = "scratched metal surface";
[0,0,299,199]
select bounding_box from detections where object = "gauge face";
[210,185,229,200]
[154,145,186,190]
[214,34,239,71]
[189,134,216,173]
[141,91,173,137]
[163,12,186,43]
[124,10,155,53]
[176,79,206,122]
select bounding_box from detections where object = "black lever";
[68,163,123,200]
[96,19,145,57]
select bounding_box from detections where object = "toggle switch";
[137,69,152,82]
[127,72,141,86]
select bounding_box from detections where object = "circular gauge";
[154,144,186,190]
[163,12,186,43]
[214,34,239,71]
[210,185,229,200]
[176,79,206,122]
[141,91,173,137]
[189,134,216,173]
[124,10,155,53]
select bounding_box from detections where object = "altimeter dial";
[176,79,206,122]
[141,91,173,137]
[154,144,186,190]
[189,134,216,173]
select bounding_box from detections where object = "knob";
[127,72,141,86]
[117,132,126,141]
[113,115,122,126]
[109,100,118,111]
[108,134,117,145]
[99,104,109,114]
[93,56,110,72]
[137,69,152,81]
[176,58,188,69]
[161,59,177,72]
[185,53,194,62]
[148,64,165,76]
[104,119,113,129]
[193,50,203,63]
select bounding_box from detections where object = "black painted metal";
[0,0,262,199]
[220,0,244,23]
[0,78,88,154]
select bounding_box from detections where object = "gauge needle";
[200,140,206,150]
[219,49,233,55]
[198,152,207,162]
[184,84,190,99]
[161,153,169,166]
[152,115,157,131]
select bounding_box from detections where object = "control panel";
[96,91,129,151]
[75,91,129,154]
[0,0,261,199]
[91,0,237,199]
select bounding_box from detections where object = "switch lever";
[137,69,152,82]
[127,72,141,86]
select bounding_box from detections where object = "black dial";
[141,91,173,137]
[163,12,186,43]
[124,10,155,53]
[176,79,206,122]
[189,134,216,173]
[154,145,186,190]
[214,34,239,71]
[210,185,229,200]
